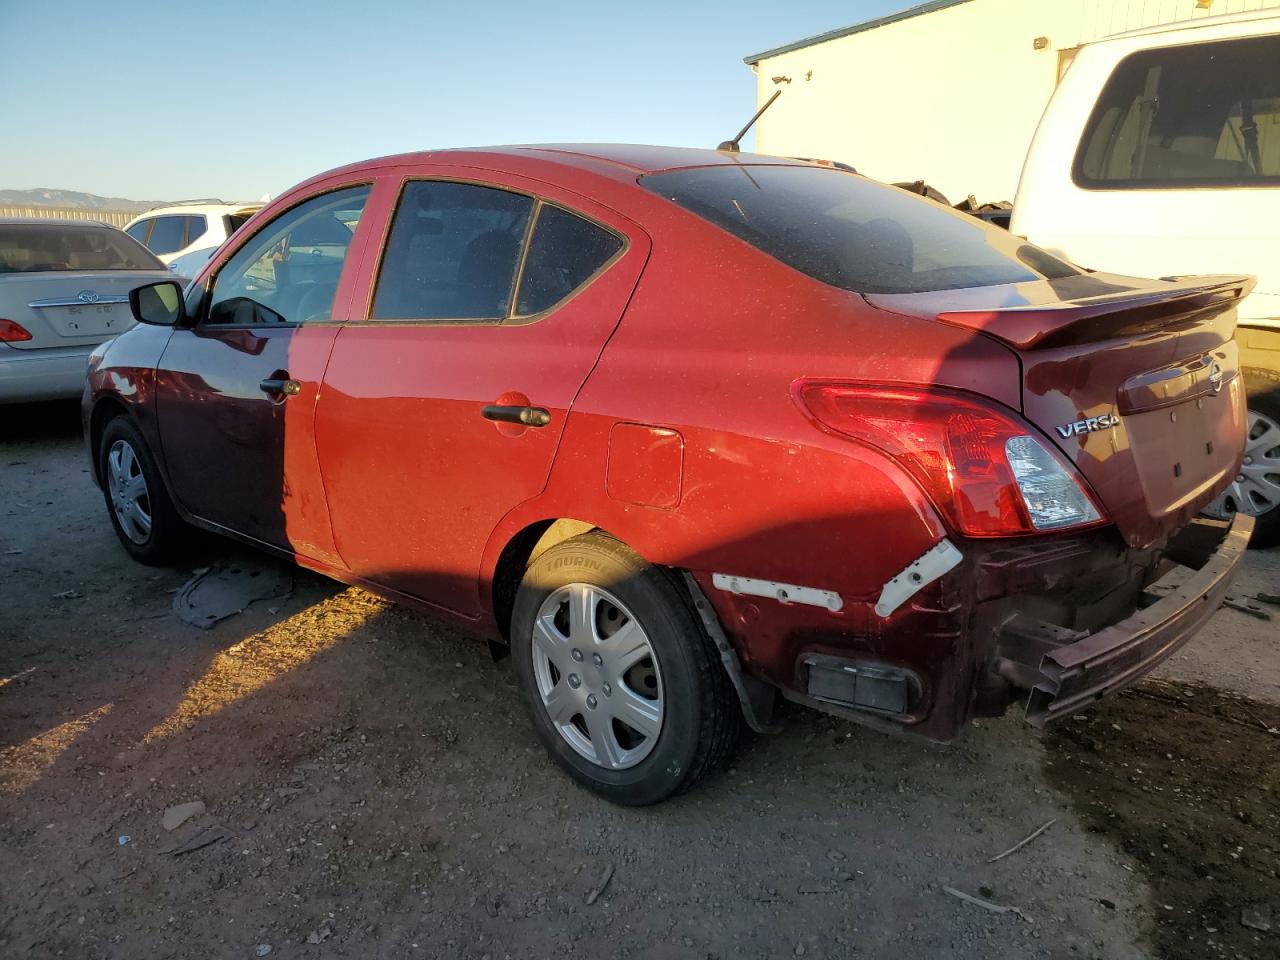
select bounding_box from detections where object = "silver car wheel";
[107,439,152,545]
[531,583,664,771]
[1204,408,1280,521]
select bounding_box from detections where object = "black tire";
[98,416,190,565]
[1242,369,1280,549]
[511,532,741,805]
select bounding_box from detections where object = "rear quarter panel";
[484,197,1024,707]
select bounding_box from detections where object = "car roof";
[1095,7,1279,43]
[315,143,810,185]
[130,201,263,218]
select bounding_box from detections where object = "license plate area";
[39,301,128,337]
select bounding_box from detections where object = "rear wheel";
[1204,370,1280,549]
[511,532,740,804]
[98,416,190,564]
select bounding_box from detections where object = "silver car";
[0,219,175,403]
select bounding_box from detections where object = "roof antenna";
[718,89,782,153]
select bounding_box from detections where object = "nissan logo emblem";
[1208,359,1224,394]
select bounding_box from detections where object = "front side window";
[205,185,370,325]
[372,181,533,321]
[146,216,187,255]
[642,164,1078,295]
[1075,34,1280,188]
[0,225,164,273]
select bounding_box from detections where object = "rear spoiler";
[931,275,1255,350]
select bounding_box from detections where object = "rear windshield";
[0,224,164,274]
[640,165,1079,295]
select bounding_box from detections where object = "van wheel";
[1205,370,1280,549]
[510,532,740,804]
[98,417,190,565]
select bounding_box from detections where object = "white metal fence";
[0,206,138,228]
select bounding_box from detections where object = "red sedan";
[85,145,1253,804]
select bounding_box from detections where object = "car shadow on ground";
[0,399,82,441]
[0,539,1152,959]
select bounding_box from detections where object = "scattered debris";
[1255,593,1280,607]
[255,944,273,957]
[51,589,81,600]
[1098,898,1116,910]
[942,885,1032,923]
[172,558,292,629]
[4,548,23,555]
[164,825,230,856]
[987,818,1056,863]
[584,862,615,905]
[117,835,130,846]
[1222,594,1273,620]
[1241,904,1272,932]
[1245,710,1280,736]
[162,801,206,831]
[306,919,334,945]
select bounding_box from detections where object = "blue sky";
[0,0,917,201]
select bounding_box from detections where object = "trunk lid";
[0,271,172,349]
[866,272,1254,548]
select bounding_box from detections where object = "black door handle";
[481,404,552,427]
[260,378,301,397]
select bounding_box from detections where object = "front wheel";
[1203,370,1280,549]
[511,532,740,805]
[98,416,190,565]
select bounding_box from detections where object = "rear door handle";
[260,378,301,397]
[481,404,551,427]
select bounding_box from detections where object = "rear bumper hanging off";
[1017,512,1254,726]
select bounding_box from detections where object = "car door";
[155,182,373,562]
[314,171,649,618]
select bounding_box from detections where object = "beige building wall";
[749,0,1277,202]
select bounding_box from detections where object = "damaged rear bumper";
[1014,513,1254,726]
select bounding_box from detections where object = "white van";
[1012,8,1280,548]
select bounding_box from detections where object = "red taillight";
[793,380,1104,537]
[0,320,32,342]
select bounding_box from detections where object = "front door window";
[206,186,370,325]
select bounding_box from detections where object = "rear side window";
[1075,34,1280,188]
[641,165,1078,295]
[372,182,533,321]
[126,220,151,243]
[0,225,164,273]
[516,206,623,315]
[185,215,208,245]
[146,215,186,254]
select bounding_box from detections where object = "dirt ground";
[1,401,1277,960]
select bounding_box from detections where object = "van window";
[642,165,1078,295]
[1075,34,1280,188]
[372,181,533,321]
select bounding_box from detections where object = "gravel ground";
[1,401,1276,960]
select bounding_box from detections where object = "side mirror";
[129,281,186,326]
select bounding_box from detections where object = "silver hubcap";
[531,583,663,770]
[1205,408,1280,520]
[107,439,152,544]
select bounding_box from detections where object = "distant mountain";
[0,188,170,212]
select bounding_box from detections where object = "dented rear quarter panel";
[482,199,1026,733]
